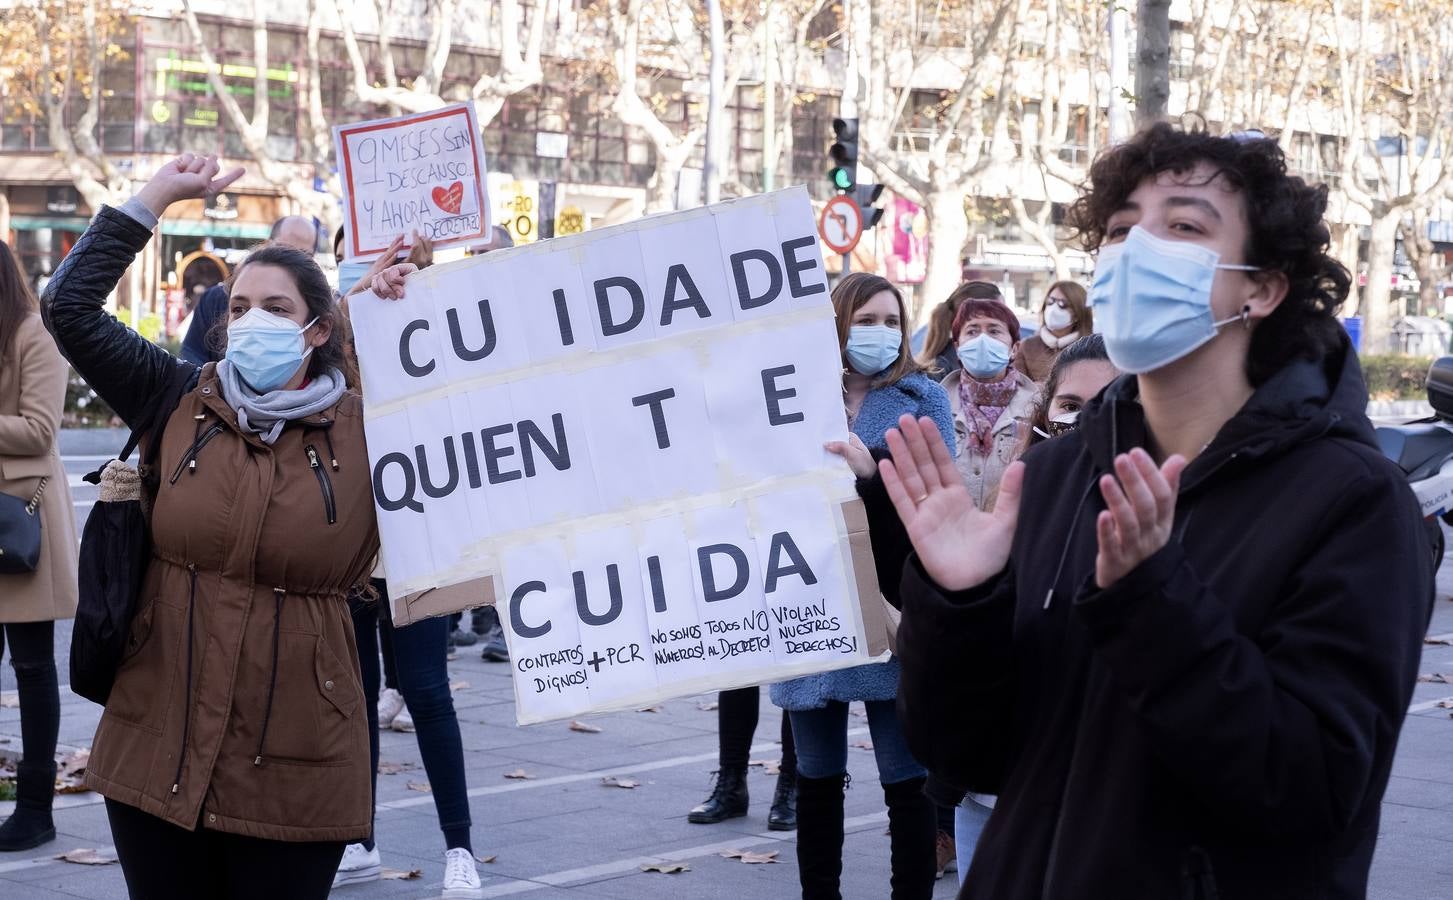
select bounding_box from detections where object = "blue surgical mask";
[845,325,902,375]
[225,308,318,393]
[337,260,372,295]
[1089,226,1258,374]
[957,334,1012,380]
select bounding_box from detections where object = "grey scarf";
[215,360,348,445]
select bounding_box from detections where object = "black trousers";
[106,799,345,900]
[718,686,796,774]
[0,621,59,771]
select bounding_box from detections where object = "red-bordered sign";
[818,195,864,255]
[333,102,492,262]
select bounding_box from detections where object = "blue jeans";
[955,796,992,886]
[788,699,925,785]
[351,582,473,853]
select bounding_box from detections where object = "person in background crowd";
[1022,334,1117,450]
[940,298,1039,510]
[888,125,1434,899]
[0,242,78,852]
[180,215,318,365]
[333,237,482,898]
[915,282,1003,376]
[685,689,798,831]
[1013,281,1092,383]
[42,154,376,900]
[773,272,948,900]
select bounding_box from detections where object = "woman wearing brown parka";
[0,241,79,853]
[42,155,379,900]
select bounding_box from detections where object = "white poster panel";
[351,187,872,724]
[333,102,492,262]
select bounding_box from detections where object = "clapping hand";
[136,153,244,217]
[345,235,409,298]
[1094,449,1186,589]
[881,414,1023,592]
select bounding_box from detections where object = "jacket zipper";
[306,445,337,525]
[169,423,225,484]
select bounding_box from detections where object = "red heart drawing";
[431,181,464,215]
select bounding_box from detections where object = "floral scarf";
[958,375,1019,455]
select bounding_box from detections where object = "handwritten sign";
[334,102,491,261]
[349,187,878,724]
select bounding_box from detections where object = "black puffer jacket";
[897,339,1434,900]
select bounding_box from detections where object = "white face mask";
[1043,303,1074,332]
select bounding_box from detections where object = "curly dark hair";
[208,243,358,389]
[1066,123,1351,386]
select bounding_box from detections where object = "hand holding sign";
[370,263,418,300]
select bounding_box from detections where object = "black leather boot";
[795,773,845,900]
[768,768,797,831]
[883,776,937,900]
[0,762,57,852]
[687,767,749,824]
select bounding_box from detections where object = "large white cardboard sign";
[334,102,491,262]
[350,187,874,724]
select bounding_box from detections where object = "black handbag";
[0,476,47,575]
[70,368,191,706]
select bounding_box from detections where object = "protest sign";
[349,187,879,724]
[333,102,491,262]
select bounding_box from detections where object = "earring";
[1241,306,1251,329]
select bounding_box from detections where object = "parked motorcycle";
[1374,356,1453,572]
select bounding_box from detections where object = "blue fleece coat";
[771,371,955,711]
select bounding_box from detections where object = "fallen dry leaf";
[1425,634,1453,645]
[55,783,91,795]
[569,720,602,733]
[504,768,535,780]
[476,854,497,864]
[55,848,117,865]
[640,862,690,874]
[1438,700,1453,710]
[850,740,875,751]
[0,692,17,709]
[377,761,417,776]
[381,868,422,880]
[721,849,779,864]
[57,749,90,779]
[748,758,782,776]
[450,680,470,692]
[696,701,719,711]
[637,706,662,713]
[601,776,640,789]
[406,781,432,793]
[1418,673,1453,683]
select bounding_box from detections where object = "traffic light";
[828,117,859,192]
[854,183,885,229]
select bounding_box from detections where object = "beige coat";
[0,313,78,623]
[942,368,1040,510]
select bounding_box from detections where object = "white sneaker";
[390,705,415,733]
[377,688,406,730]
[442,847,482,898]
[332,842,381,888]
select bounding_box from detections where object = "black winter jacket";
[896,340,1434,900]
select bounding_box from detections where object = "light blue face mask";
[957,333,1013,380]
[225,308,318,393]
[845,325,902,375]
[336,260,373,295]
[1089,226,1258,374]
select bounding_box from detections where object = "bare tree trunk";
[1135,0,1172,126]
[1362,213,1402,352]
[703,0,725,205]
[1403,209,1442,314]
[924,189,969,306]
[0,194,10,241]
